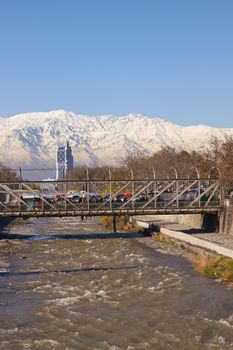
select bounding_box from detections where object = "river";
[1,217,233,350]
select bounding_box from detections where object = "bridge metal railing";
[0,178,224,218]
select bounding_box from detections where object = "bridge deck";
[0,206,223,219]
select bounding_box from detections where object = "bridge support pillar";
[219,198,233,235]
[113,215,117,233]
[202,213,219,233]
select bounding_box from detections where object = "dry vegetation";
[191,251,233,282]
[0,163,19,181]
[100,215,138,231]
[152,233,176,244]
[124,136,233,183]
[66,136,233,191]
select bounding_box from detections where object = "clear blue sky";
[0,0,233,127]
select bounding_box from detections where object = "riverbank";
[133,215,233,285]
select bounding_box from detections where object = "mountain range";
[0,110,232,170]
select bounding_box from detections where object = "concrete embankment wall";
[134,200,233,259]
[152,213,203,228]
[139,199,233,235]
[148,213,219,233]
[135,217,233,259]
[160,227,233,259]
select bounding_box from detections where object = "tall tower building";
[56,142,74,180]
[65,141,74,171]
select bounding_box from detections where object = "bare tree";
[0,163,19,181]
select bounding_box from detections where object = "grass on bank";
[153,232,175,244]
[153,233,233,282]
[194,252,233,280]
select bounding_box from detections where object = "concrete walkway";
[133,215,233,259]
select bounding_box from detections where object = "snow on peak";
[0,109,232,169]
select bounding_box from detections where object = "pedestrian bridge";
[0,178,224,218]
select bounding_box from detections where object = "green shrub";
[199,255,233,280]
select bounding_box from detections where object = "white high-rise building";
[56,142,74,180]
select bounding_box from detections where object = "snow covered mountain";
[0,109,232,169]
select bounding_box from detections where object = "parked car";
[132,195,148,203]
[103,194,111,200]
[115,193,128,202]
[123,191,132,199]
[89,192,103,202]
[71,194,82,203]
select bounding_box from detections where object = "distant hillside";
[0,110,232,169]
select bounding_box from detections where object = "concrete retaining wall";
[160,227,233,259]
[152,214,203,228]
[155,205,233,235]
[135,218,233,259]
[135,199,233,236]
[141,213,219,232]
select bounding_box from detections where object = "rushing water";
[1,217,233,350]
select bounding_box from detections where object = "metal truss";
[0,178,223,218]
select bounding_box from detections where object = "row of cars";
[43,191,132,203]
[19,187,213,210]
[40,190,147,205]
